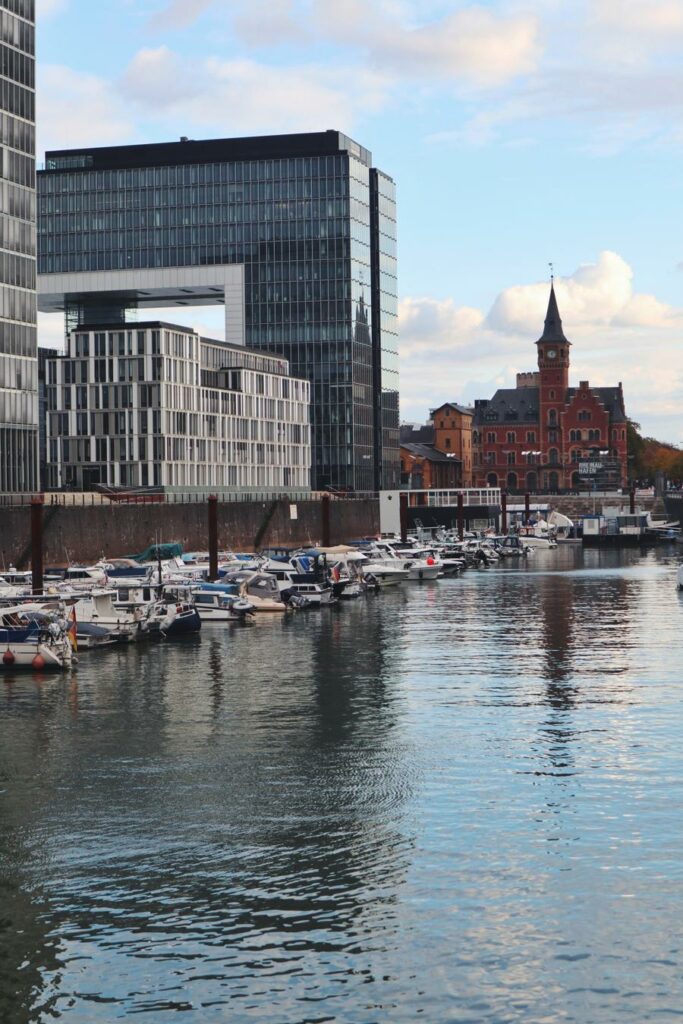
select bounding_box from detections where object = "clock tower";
[537,284,571,484]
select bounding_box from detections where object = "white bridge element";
[38,264,246,346]
[380,488,502,534]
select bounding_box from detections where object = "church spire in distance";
[537,268,570,346]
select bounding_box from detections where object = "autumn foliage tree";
[627,420,683,483]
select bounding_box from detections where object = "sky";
[35,0,683,442]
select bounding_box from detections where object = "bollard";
[321,493,331,547]
[399,492,408,544]
[31,496,44,595]
[629,486,636,515]
[501,492,508,535]
[208,495,218,581]
[457,492,464,541]
[524,491,530,525]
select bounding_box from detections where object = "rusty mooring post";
[399,492,408,544]
[629,486,636,515]
[321,493,331,547]
[457,492,464,541]
[501,492,508,535]
[31,496,44,595]
[208,495,218,581]
[524,491,531,525]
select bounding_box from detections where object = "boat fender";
[32,653,46,670]
[426,557,435,565]
[3,648,15,665]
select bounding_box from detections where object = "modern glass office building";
[37,131,399,491]
[0,0,37,492]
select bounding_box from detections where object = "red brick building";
[472,286,628,492]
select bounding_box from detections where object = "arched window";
[472,431,481,444]
[507,452,515,465]
[571,448,580,462]
[588,429,600,441]
[507,472,518,490]
[445,437,451,449]
[569,429,580,442]
[487,472,498,487]
[548,471,559,492]
[549,390,556,400]
[526,471,537,492]
[578,409,591,422]
[548,448,559,465]
[487,431,495,443]
[507,431,516,443]
[548,408,557,425]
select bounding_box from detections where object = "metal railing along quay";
[0,490,380,508]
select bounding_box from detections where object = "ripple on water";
[1,547,683,1022]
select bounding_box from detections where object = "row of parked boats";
[0,530,550,672]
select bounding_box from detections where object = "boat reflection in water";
[1,547,682,1023]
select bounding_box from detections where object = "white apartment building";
[45,322,311,492]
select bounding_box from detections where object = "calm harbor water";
[2,546,683,1023]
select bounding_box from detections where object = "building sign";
[578,457,621,489]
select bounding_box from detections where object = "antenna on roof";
[548,261,554,285]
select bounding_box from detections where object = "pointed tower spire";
[537,283,569,345]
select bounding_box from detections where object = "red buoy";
[426,556,435,565]
[32,654,46,671]
[3,649,15,666]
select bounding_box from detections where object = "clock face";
[547,349,557,358]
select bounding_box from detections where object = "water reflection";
[1,550,683,1022]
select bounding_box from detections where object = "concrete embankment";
[0,497,379,567]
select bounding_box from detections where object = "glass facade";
[37,131,399,491]
[0,0,37,492]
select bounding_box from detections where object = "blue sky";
[36,0,683,440]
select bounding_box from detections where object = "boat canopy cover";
[193,582,239,594]
[130,543,184,563]
[548,510,574,529]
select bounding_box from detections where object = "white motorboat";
[64,590,145,641]
[191,585,255,621]
[0,606,73,671]
[362,562,410,586]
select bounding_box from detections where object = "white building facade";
[45,321,311,492]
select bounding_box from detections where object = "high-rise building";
[37,131,399,491]
[0,0,37,492]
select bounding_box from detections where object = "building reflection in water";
[0,597,416,1019]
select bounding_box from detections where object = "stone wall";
[0,497,379,567]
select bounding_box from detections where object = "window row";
[0,1,34,23]
[0,211,35,256]
[0,72,32,120]
[0,318,33,355]
[0,39,32,87]
[44,153,349,187]
[1,145,33,187]
[0,248,34,289]
[0,177,34,220]
[0,109,33,156]
[0,8,34,54]
[0,281,35,322]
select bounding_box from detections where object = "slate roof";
[430,402,473,417]
[400,423,435,445]
[473,385,626,425]
[401,442,462,464]
[537,285,569,345]
[569,386,627,422]
[473,387,540,425]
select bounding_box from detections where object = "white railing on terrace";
[406,488,502,508]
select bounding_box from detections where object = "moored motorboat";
[0,606,73,671]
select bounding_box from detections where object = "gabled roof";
[537,285,569,345]
[568,386,627,422]
[401,442,461,463]
[430,402,473,418]
[473,387,540,425]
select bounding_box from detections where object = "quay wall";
[0,498,380,567]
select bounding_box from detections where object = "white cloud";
[487,252,675,333]
[37,65,134,156]
[36,0,67,17]
[398,253,683,438]
[120,47,390,135]
[147,0,214,31]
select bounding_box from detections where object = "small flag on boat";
[68,607,78,652]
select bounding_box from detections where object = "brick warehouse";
[472,286,628,492]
